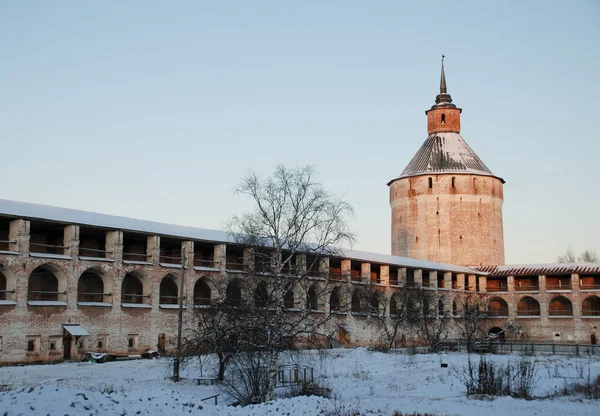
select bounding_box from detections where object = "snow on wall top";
[0,198,483,275]
[390,132,504,184]
[474,262,600,276]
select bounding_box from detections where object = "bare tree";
[410,289,451,352]
[362,285,419,351]
[192,165,354,403]
[453,293,491,353]
[579,249,598,263]
[557,247,598,263]
[557,247,576,263]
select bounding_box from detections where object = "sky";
[0,1,598,265]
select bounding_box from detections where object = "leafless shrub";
[458,355,538,399]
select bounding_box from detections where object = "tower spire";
[431,55,455,109]
[440,55,447,94]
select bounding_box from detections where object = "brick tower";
[388,60,505,266]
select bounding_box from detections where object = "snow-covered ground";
[1,349,598,415]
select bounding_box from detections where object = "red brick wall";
[426,108,461,134]
[390,174,505,266]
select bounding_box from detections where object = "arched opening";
[548,296,573,317]
[330,287,341,311]
[0,269,6,301]
[0,263,15,302]
[517,296,540,317]
[306,286,318,311]
[121,273,144,304]
[452,300,458,316]
[351,292,361,313]
[283,288,294,309]
[488,327,505,342]
[487,297,509,317]
[582,296,600,317]
[254,282,269,308]
[370,293,382,315]
[193,279,211,306]
[28,265,60,301]
[159,275,179,305]
[389,296,398,316]
[441,113,446,124]
[78,270,105,303]
[591,334,597,345]
[438,299,445,317]
[226,280,242,307]
[428,177,433,189]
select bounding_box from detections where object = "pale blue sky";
[1,1,598,264]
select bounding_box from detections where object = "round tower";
[388,60,505,266]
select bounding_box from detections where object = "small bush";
[288,381,331,398]
[459,356,537,399]
[549,371,600,400]
[324,393,361,416]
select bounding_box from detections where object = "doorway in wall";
[158,333,166,354]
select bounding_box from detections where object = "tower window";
[441,114,446,124]
[428,177,433,189]
[451,177,455,188]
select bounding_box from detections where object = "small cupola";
[425,56,462,134]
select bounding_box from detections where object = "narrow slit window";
[451,177,455,188]
[441,114,446,124]
[428,177,433,189]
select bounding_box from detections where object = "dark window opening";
[97,341,103,349]
[0,218,10,251]
[441,113,446,124]
[29,221,65,255]
[548,296,573,316]
[517,296,540,316]
[194,280,211,306]
[79,227,108,259]
[49,342,56,351]
[27,340,36,352]
[306,287,319,311]
[122,233,149,262]
[451,177,455,188]
[284,289,295,309]
[329,258,343,280]
[78,271,105,303]
[350,262,362,282]
[389,268,399,286]
[351,293,361,313]
[226,246,245,271]
[389,297,398,315]
[428,177,433,189]
[194,242,216,268]
[370,294,381,315]
[159,276,179,305]
[330,288,341,311]
[226,280,242,307]
[28,266,60,301]
[0,271,6,301]
[254,282,269,307]
[121,273,144,304]
[160,238,182,265]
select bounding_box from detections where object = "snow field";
[0,348,599,415]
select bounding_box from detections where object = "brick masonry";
[390,174,505,266]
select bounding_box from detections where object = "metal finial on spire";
[440,55,447,94]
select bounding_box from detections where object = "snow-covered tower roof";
[388,59,504,184]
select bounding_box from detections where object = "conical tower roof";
[393,132,503,182]
[388,59,504,184]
